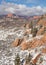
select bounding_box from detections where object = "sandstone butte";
[7,13,13,18]
[33,16,41,19]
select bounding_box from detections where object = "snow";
[0,27,17,40]
[36,35,43,39]
[0,26,46,65]
[40,61,46,65]
[32,52,41,60]
[16,29,25,38]
[26,38,33,42]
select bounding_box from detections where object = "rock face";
[11,38,23,47]
[11,38,19,47]
[37,18,46,26]
[30,39,43,48]
[20,40,29,50]
[31,37,46,49]
[29,33,46,49]
[20,33,46,50]
[33,16,41,19]
[41,33,46,43]
[41,48,46,54]
[7,13,13,18]
[37,27,44,35]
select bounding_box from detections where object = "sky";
[0,0,46,16]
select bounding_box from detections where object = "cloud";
[0,2,46,16]
[5,7,15,13]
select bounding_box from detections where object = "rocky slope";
[0,14,46,65]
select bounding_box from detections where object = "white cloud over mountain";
[0,2,46,16]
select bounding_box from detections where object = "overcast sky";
[0,0,46,16]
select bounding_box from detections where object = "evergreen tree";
[15,53,20,65]
[25,53,32,64]
[39,57,43,63]
[31,27,38,37]
[30,21,33,29]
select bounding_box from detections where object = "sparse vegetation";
[31,27,38,37]
[30,21,33,29]
[14,53,20,65]
[25,53,32,64]
[44,27,46,32]
[30,62,36,65]
[39,57,43,63]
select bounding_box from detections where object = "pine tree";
[30,21,33,29]
[15,53,20,65]
[31,27,38,37]
[25,53,32,64]
[39,57,43,63]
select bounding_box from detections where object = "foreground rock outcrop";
[37,27,45,35]
[11,38,23,47]
[37,18,46,26]
[20,41,29,50]
[11,32,46,50]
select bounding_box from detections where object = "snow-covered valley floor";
[0,27,30,65]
